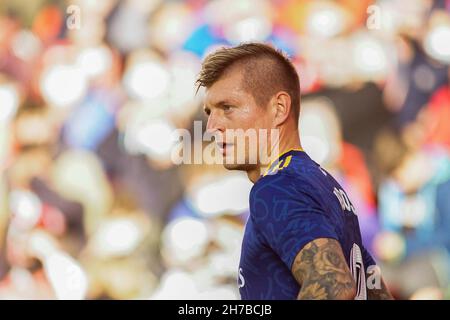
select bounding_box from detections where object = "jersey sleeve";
[250,174,340,270]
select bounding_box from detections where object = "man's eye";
[204,109,211,116]
[223,105,232,112]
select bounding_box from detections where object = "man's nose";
[206,111,224,136]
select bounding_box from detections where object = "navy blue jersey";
[238,149,376,300]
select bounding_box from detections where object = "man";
[196,43,393,300]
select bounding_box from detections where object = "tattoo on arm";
[292,238,356,300]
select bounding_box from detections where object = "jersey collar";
[262,148,304,177]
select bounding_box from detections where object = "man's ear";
[273,91,292,127]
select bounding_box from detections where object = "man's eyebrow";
[205,100,233,109]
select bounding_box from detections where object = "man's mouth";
[216,142,233,155]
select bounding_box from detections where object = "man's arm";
[291,238,357,300]
[367,276,394,300]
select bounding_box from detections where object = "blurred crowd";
[0,0,450,300]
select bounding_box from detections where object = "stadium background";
[1,0,450,299]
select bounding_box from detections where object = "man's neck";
[247,129,302,183]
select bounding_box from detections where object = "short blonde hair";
[196,42,301,121]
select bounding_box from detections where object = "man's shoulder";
[250,168,317,207]
[252,170,297,194]
[253,152,327,192]
[250,154,342,214]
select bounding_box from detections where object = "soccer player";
[196,43,393,300]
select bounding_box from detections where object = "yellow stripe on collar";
[262,148,303,177]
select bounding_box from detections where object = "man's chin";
[222,162,256,171]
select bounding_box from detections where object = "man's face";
[204,68,274,170]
